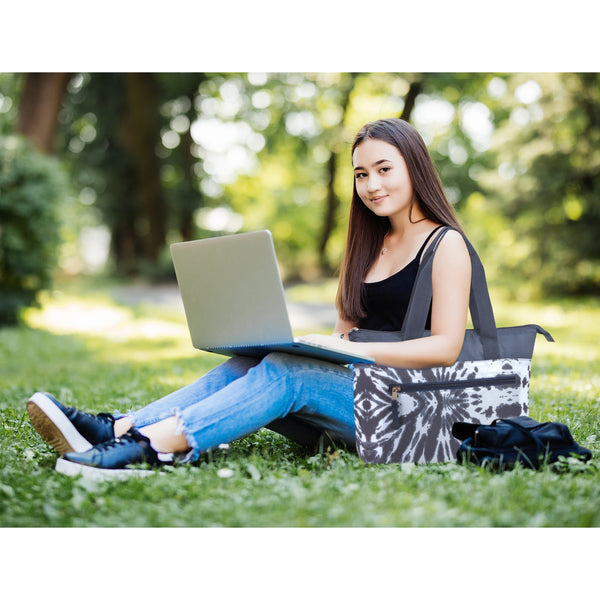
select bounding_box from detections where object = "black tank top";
[359,227,442,331]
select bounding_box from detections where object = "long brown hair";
[336,118,463,323]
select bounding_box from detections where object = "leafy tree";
[60,73,141,275]
[198,73,347,278]
[0,136,67,325]
[473,73,600,296]
[59,73,208,277]
[0,74,20,136]
[157,73,209,241]
[17,73,71,153]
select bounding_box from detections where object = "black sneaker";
[55,428,173,481]
[26,392,116,454]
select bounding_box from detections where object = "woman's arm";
[299,230,471,368]
[333,316,360,339]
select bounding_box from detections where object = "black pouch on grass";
[452,416,592,469]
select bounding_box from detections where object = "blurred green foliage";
[0,136,68,325]
[482,73,600,297]
[2,72,599,298]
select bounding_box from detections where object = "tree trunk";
[176,75,207,241]
[400,77,424,122]
[121,73,166,263]
[110,219,138,276]
[319,151,341,274]
[17,73,71,153]
[178,126,197,241]
[318,73,357,274]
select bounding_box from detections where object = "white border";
[1,1,598,72]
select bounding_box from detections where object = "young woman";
[26,118,472,479]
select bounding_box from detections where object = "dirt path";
[110,283,337,332]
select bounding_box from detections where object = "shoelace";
[95,412,116,423]
[87,429,174,464]
[92,429,150,453]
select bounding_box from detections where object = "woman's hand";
[295,333,357,352]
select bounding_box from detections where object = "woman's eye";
[355,172,366,180]
[379,167,390,174]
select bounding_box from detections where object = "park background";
[1,70,599,594]
[2,70,600,507]
[2,72,599,315]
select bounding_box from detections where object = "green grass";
[1,280,599,528]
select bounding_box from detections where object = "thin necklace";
[381,234,391,255]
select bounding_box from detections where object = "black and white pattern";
[353,359,530,464]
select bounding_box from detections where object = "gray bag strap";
[401,226,501,359]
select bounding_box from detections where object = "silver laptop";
[170,230,374,364]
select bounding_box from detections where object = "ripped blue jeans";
[127,353,355,460]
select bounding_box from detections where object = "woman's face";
[352,138,414,221]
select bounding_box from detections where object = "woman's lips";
[371,195,387,204]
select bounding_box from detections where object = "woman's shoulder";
[422,226,468,258]
[433,228,471,269]
[439,227,467,248]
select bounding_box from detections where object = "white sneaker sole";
[56,458,159,482]
[26,392,93,454]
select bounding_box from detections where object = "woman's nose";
[366,175,381,192]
